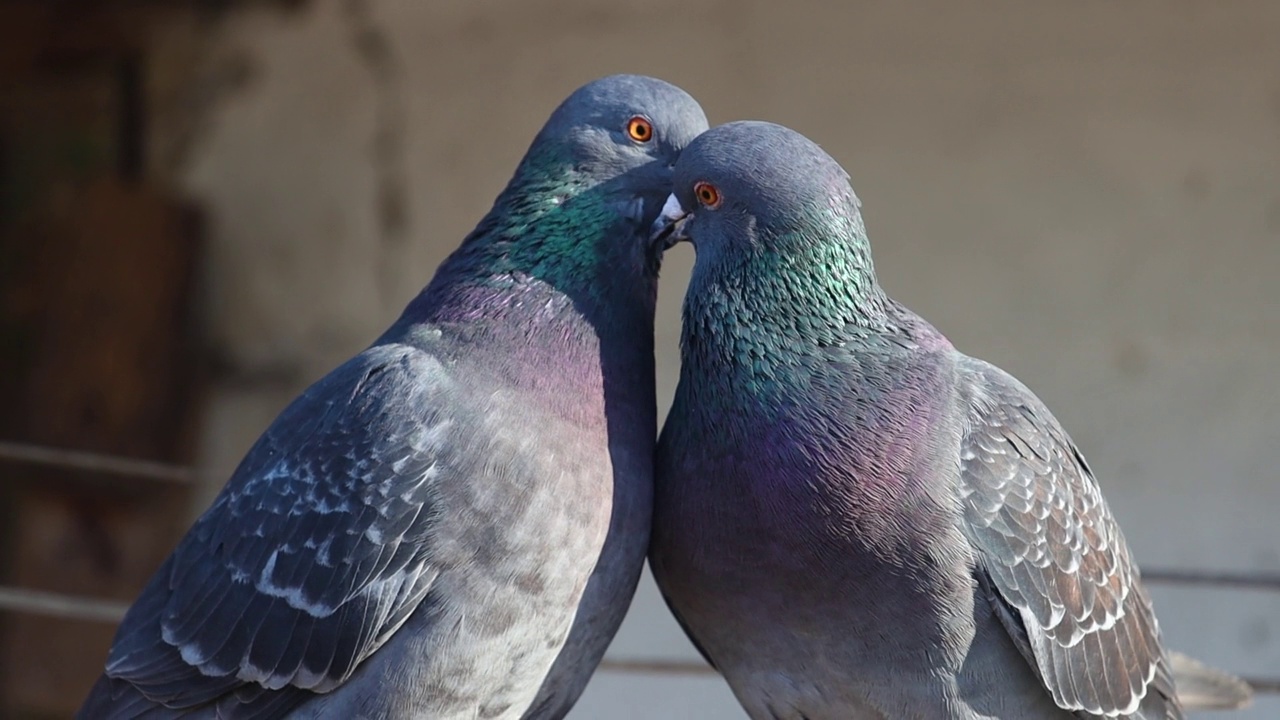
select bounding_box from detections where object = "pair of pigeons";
[79,75,1251,719]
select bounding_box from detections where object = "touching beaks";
[649,193,691,250]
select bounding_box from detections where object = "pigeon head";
[516,74,709,242]
[537,74,708,190]
[654,121,866,268]
[429,75,708,309]
[654,121,891,353]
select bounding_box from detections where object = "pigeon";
[648,120,1251,719]
[78,74,708,720]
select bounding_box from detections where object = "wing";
[956,357,1180,718]
[91,342,457,716]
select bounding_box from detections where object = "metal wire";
[2,438,1278,695]
[0,586,131,624]
[595,658,1280,696]
[0,439,195,484]
[1142,568,1280,592]
[597,659,714,676]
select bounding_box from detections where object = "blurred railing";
[2,439,1277,695]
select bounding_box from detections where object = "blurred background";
[1,1,1277,717]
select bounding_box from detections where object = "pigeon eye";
[626,116,654,143]
[694,181,722,209]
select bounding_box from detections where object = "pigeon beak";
[649,193,691,251]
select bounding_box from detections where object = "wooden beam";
[0,178,204,717]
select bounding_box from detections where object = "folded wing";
[957,357,1179,718]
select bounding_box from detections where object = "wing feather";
[92,342,457,715]
[957,357,1179,718]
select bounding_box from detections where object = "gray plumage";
[79,74,708,719]
[649,120,1250,719]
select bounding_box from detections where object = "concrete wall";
[176,1,1280,717]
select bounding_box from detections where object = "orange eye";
[627,116,653,143]
[694,181,721,209]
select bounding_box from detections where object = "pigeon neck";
[384,151,659,406]
[418,154,654,312]
[678,220,950,396]
[386,276,657,422]
[685,230,885,346]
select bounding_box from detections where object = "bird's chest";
[662,403,956,561]
[480,393,616,539]
[660,443,956,604]
[654,408,977,685]
[481,353,656,548]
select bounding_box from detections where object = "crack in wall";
[341,0,409,316]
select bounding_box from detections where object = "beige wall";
[179,1,1280,717]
